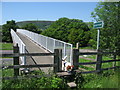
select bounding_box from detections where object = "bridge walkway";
[16,32,53,73]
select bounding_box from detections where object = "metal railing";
[11,29,26,65]
[17,29,73,65]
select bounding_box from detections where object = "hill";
[16,20,54,30]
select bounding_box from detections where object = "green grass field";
[79,55,119,71]
[0,43,13,50]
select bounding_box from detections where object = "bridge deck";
[16,32,53,73]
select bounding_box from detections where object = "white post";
[23,46,26,65]
[70,44,73,65]
[64,42,66,57]
[46,37,47,50]
[53,39,55,52]
[97,29,100,50]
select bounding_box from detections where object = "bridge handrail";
[10,29,26,65]
[17,29,73,65]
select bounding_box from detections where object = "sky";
[1,2,98,25]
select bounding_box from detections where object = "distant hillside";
[16,20,54,30]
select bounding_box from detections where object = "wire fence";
[10,29,26,65]
[17,29,73,64]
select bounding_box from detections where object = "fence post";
[54,49,62,73]
[96,49,102,73]
[13,43,19,76]
[73,49,79,70]
[113,50,117,70]
[113,54,116,66]
[76,42,80,49]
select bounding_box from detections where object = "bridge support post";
[54,49,62,73]
[13,43,19,76]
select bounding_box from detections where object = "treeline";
[1,20,42,42]
[1,18,91,47]
[42,18,90,46]
[16,21,54,30]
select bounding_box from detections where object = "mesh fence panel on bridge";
[10,29,26,65]
[17,29,73,64]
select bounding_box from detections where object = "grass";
[79,46,95,50]
[79,55,115,71]
[79,57,96,71]
[82,69,120,88]
[79,54,119,88]
[0,42,13,50]
[73,46,95,49]
[2,69,14,77]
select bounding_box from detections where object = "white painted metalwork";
[11,29,26,65]
[17,29,73,65]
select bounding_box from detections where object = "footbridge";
[10,29,73,72]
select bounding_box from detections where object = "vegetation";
[0,43,13,50]
[2,20,19,42]
[2,70,67,89]
[21,23,42,34]
[91,2,120,54]
[0,25,2,42]
[16,20,54,30]
[79,54,116,71]
[42,17,90,46]
[2,68,120,89]
[83,69,119,88]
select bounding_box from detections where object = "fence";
[73,49,120,74]
[1,45,62,78]
[1,48,120,80]
[17,29,73,65]
[10,29,26,65]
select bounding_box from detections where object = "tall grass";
[83,69,119,88]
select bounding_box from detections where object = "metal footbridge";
[11,29,73,72]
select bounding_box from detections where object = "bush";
[2,70,67,89]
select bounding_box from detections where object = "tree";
[42,17,90,46]
[91,1,120,53]
[86,22,98,48]
[21,23,42,33]
[2,20,19,42]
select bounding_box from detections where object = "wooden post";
[113,54,116,66]
[54,49,62,73]
[13,44,19,76]
[113,50,116,67]
[96,49,102,73]
[73,49,79,70]
[113,51,117,71]
[76,42,80,49]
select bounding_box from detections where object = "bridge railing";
[17,29,73,65]
[11,29,26,65]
